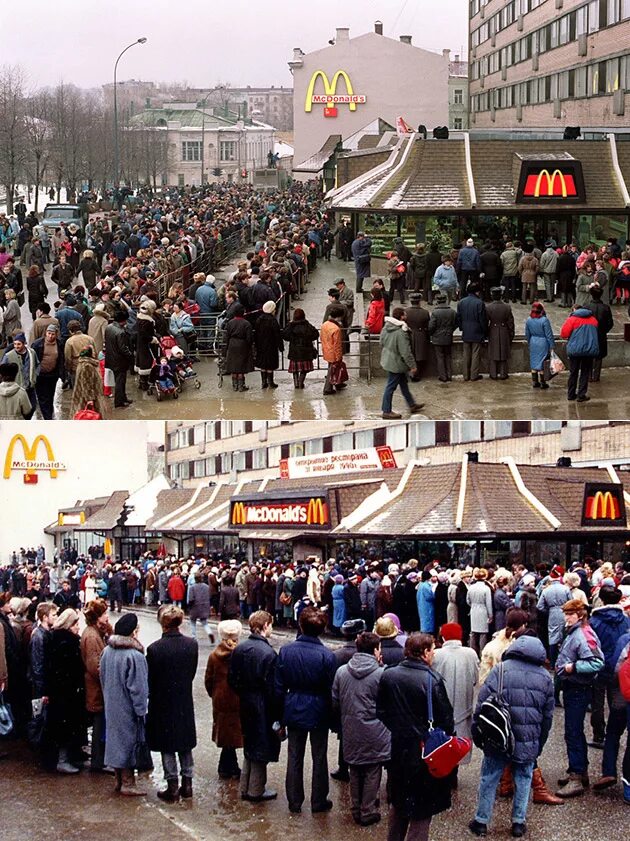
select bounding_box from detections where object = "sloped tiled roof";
[145,488,197,530]
[294,134,342,173]
[77,491,129,531]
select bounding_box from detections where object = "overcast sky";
[9,0,468,90]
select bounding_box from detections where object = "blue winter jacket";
[474,635,554,763]
[456,246,481,273]
[456,294,488,343]
[560,308,599,357]
[556,621,604,686]
[195,282,218,314]
[525,316,555,371]
[275,634,338,730]
[417,581,435,634]
[590,606,630,683]
[537,582,571,646]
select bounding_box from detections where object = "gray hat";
[45,323,59,333]
[409,292,422,303]
[434,292,448,303]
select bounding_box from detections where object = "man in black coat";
[146,606,198,802]
[479,244,503,301]
[456,284,488,382]
[228,610,280,802]
[485,287,515,380]
[344,575,363,621]
[104,311,134,408]
[585,285,613,382]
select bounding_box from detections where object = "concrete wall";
[292,31,449,167]
[0,422,149,562]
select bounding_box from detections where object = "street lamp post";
[113,37,147,189]
[199,93,212,186]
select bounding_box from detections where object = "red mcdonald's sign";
[581,483,626,526]
[230,496,330,529]
[517,159,585,204]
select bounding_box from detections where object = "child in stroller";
[149,354,178,401]
[169,345,201,390]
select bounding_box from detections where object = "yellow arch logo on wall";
[304,70,366,116]
[3,434,66,482]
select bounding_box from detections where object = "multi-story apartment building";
[449,56,470,129]
[165,420,630,487]
[469,0,630,127]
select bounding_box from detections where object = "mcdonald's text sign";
[581,483,626,527]
[304,70,366,118]
[3,435,66,484]
[231,496,330,529]
[517,159,585,204]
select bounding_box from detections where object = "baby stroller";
[168,344,201,393]
[147,346,179,402]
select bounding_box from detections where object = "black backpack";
[472,662,515,757]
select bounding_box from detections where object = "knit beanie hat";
[114,613,138,636]
[53,608,79,631]
[440,622,463,641]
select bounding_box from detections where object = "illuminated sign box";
[516,159,585,203]
[305,70,366,118]
[231,494,330,529]
[279,446,397,479]
[3,434,67,483]
[581,483,627,527]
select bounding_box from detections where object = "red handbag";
[329,360,349,386]
[73,401,102,420]
[421,672,472,778]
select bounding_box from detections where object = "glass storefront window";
[572,214,629,248]
[358,213,399,257]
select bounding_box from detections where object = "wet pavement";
[3,610,629,841]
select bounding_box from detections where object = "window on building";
[194,424,204,445]
[305,438,324,455]
[623,0,630,19]
[233,451,246,472]
[373,428,387,448]
[268,446,281,467]
[181,141,201,161]
[289,442,305,458]
[452,421,482,444]
[333,432,354,451]
[253,448,267,470]
[354,429,375,449]
[386,424,407,450]
[454,89,464,104]
[454,118,463,129]
[512,421,532,436]
[606,57,620,91]
[220,141,236,161]
[193,460,206,479]
[435,422,450,445]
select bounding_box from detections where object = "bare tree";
[0,65,28,214]
[24,89,52,212]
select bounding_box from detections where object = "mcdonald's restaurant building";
[328,131,630,256]
[52,459,630,569]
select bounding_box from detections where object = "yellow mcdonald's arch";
[306,497,327,526]
[534,169,568,199]
[3,434,59,479]
[232,502,246,526]
[589,491,617,520]
[304,70,357,112]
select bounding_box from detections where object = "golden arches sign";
[3,434,65,480]
[534,169,568,199]
[304,70,366,113]
[586,491,620,520]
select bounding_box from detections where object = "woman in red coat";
[167,569,186,607]
[365,289,386,335]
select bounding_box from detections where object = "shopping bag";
[0,691,14,737]
[73,401,102,420]
[549,349,566,376]
[329,360,349,386]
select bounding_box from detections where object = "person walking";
[32,324,64,419]
[457,283,488,382]
[377,633,454,841]
[351,231,372,293]
[379,307,424,419]
[469,633,555,838]
[276,606,338,814]
[560,305,599,403]
[204,619,243,780]
[282,308,319,389]
[555,599,605,798]
[254,300,284,390]
[467,568,493,657]
[485,287,514,380]
[365,289,386,335]
[99,613,149,796]
[146,606,198,802]
[525,302,555,390]
[228,610,281,803]
[405,292,430,381]
[332,631,390,827]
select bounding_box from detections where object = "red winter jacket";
[167,574,186,601]
[365,298,385,334]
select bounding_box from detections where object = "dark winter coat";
[428,301,457,346]
[32,337,65,380]
[275,634,337,730]
[404,304,430,362]
[480,249,503,282]
[560,308,599,357]
[228,633,281,763]
[224,317,254,374]
[104,322,134,372]
[377,659,454,819]
[188,582,211,621]
[44,628,86,748]
[344,582,363,621]
[283,319,319,361]
[585,299,614,359]
[557,252,576,294]
[456,246,481,273]
[135,314,156,375]
[379,637,405,666]
[77,257,99,291]
[332,653,390,765]
[219,585,240,619]
[352,237,372,280]
[26,273,48,311]
[485,300,515,361]
[146,630,198,753]
[254,312,284,370]
[204,641,243,748]
[100,635,148,769]
[456,294,488,343]
[590,606,630,683]
[475,635,554,764]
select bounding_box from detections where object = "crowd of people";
[1,548,629,839]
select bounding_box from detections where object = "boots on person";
[623,776,630,804]
[114,769,122,792]
[268,372,278,389]
[532,768,565,804]
[498,765,514,797]
[292,372,300,389]
[56,748,80,774]
[157,778,180,803]
[238,377,249,392]
[179,775,193,799]
[138,375,149,391]
[532,371,541,389]
[119,768,147,796]
[298,371,307,389]
[261,371,269,389]
[232,375,239,391]
[556,772,585,798]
